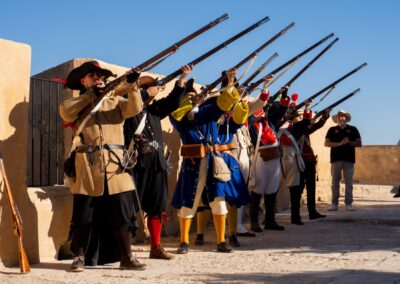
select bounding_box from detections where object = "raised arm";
[151,65,192,119]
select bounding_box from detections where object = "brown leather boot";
[150,246,174,260]
[120,256,147,270]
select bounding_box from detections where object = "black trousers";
[70,181,136,265]
[298,161,318,215]
[132,152,168,217]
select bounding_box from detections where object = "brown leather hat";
[66,61,114,90]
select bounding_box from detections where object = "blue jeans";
[331,161,354,206]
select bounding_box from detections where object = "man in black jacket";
[124,65,192,259]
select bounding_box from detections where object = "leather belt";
[75,144,126,166]
[180,143,236,159]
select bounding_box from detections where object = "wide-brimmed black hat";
[185,78,197,94]
[66,61,114,90]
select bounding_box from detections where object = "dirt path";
[1,185,399,283]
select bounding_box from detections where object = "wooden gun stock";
[0,154,30,273]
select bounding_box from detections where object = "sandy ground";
[1,185,399,284]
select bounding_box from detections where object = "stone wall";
[0,38,39,266]
[354,146,400,185]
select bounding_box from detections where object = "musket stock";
[0,154,30,273]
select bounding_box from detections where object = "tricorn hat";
[332,109,351,123]
[66,61,114,90]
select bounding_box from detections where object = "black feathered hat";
[66,61,114,91]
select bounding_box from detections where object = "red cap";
[280,97,290,107]
[260,90,270,101]
[303,110,313,119]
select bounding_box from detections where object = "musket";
[137,13,229,71]
[198,22,294,97]
[0,154,30,273]
[292,62,367,113]
[313,88,361,120]
[242,33,335,96]
[268,37,339,103]
[152,15,271,87]
[241,52,279,89]
[75,14,229,122]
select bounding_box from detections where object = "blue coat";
[170,98,250,209]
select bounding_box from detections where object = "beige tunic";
[59,84,143,196]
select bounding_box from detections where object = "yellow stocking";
[227,204,238,237]
[179,217,192,244]
[196,209,211,235]
[213,214,226,244]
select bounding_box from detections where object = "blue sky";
[1,0,399,144]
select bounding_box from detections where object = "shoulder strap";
[127,112,148,154]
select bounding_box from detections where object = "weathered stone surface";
[354,145,400,185]
[0,38,39,266]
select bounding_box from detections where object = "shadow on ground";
[202,269,400,284]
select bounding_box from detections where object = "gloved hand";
[279,85,289,98]
[126,68,141,83]
[322,108,332,120]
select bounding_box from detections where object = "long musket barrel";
[99,14,229,90]
[293,62,367,112]
[0,154,30,273]
[243,33,335,96]
[314,88,361,119]
[199,22,294,96]
[156,16,271,86]
[268,37,339,102]
[137,13,229,70]
[241,52,279,88]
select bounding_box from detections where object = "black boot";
[290,187,303,225]
[250,192,263,232]
[264,193,285,231]
[309,211,326,220]
[70,226,91,272]
[194,234,205,246]
[115,228,146,270]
